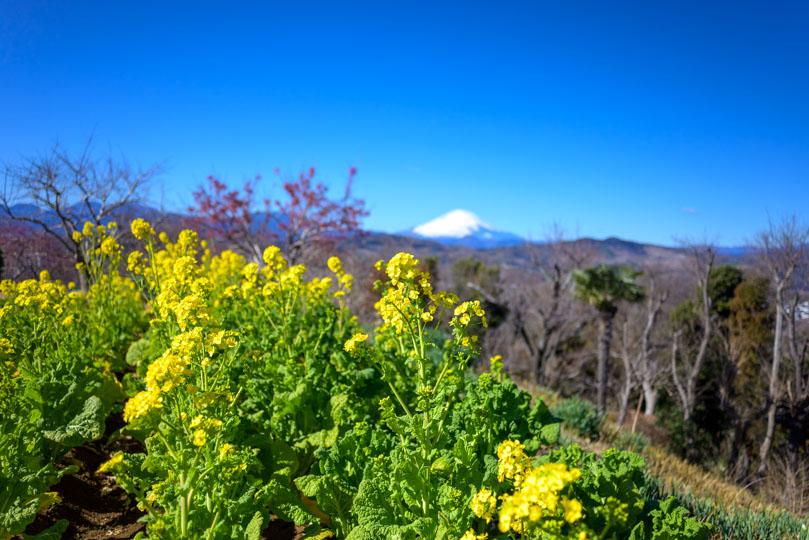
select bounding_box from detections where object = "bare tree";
[636,270,671,415]
[617,319,639,427]
[784,287,809,473]
[754,216,809,477]
[671,243,715,425]
[616,269,671,425]
[513,227,595,387]
[1,139,161,291]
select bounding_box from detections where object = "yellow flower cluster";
[470,487,497,522]
[131,218,155,241]
[344,332,368,353]
[493,439,584,534]
[497,439,531,487]
[122,224,251,444]
[384,252,419,285]
[123,387,163,423]
[208,251,246,288]
[128,250,146,274]
[0,337,14,355]
[128,227,216,331]
[490,355,503,376]
[327,256,353,298]
[374,252,458,335]
[460,530,488,540]
[262,245,287,273]
[1,271,80,321]
[72,222,125,279]
[305,276,333,302]
[218,442,235,460]
[451,300,487,329]
[124,324,238,423]
[189,415,224,446]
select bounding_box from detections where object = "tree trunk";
[638,287,666,416]
[727,412,750,482]
[757,294,784,477]
[596,308,615,413]
[787,417,802,474]
[642,384,657,416]
[682,259,714,425]
[617,321,633,427]
[74,252,89,294]
[616,374,631,427]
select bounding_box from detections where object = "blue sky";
[1,1,807,246]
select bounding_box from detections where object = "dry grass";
[523,381,770,508]
[517,380,809,537]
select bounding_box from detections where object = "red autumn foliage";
[187,166,368,264]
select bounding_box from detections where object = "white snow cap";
[412,209,496,238]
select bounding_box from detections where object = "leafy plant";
[551,397,605,442]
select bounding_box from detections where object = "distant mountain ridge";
[2,203,749,267]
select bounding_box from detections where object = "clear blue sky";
[2,1,807,246]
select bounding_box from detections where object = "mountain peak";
[412,209,495,238]
[406,209,523,248]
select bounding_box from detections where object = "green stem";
[179,475,188,536]
[155,430,179,461]
[387,380,413,418]
[205,509,221,540]
[431,360,451,395]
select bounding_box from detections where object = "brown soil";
[620,411,669,446]
[22,415,147,539]
[20,412,307,539]
[262,517,307,540]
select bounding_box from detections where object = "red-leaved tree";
[188,166,368,264]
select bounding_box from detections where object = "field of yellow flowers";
[1,220,712,539]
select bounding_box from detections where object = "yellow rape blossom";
[496,457,582,534]
[123,387,163,422]
[189,415,223,446]
[497,439,530,487]
[562,496,583,523]
[385,252,419,284]
[262,245,287,272]
[452,300,487,328]
[327,256,343,274]
[219,443,234,459]
[344,332,368,353]
[101,236,121,257]
[470,488,497,522]
[193,429,207,446]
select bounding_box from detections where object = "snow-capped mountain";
[404,209,524,248]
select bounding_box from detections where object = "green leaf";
[42,396,106,447]
[21,519,69,540]
[244,511,264,540]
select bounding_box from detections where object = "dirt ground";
[23,415,148,539]
[20,413,306,540]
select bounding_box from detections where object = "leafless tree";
[513,227,595,388]
[671,243,715,426]
[616,319,639,427]
[1,139,162,291]
[616,269,671,425]
[754,216,809,477]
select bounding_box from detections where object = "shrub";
[551,397,605,441]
